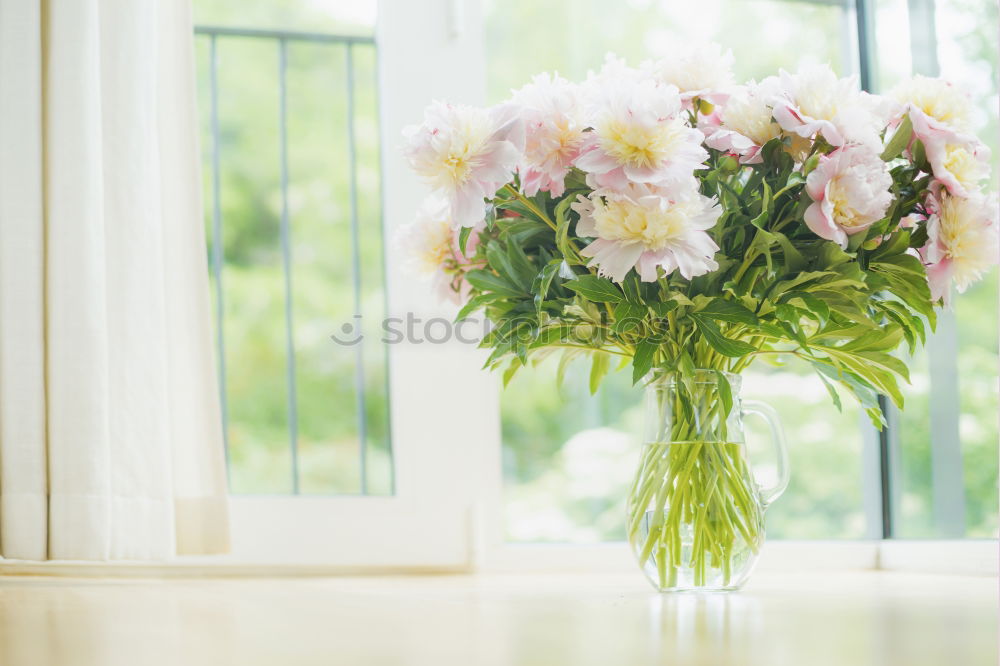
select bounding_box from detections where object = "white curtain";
[0,0,229,560]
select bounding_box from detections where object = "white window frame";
[217,0,500,568]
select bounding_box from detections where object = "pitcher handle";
[741,399,789,506]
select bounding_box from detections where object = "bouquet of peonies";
[400,47,997,589]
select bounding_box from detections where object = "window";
[190,0,995,566]
[193,2,391,495]
[874,0,999,537]
[485,0,998,543]
[190,0,498,568]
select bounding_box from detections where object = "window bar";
[853,0,896,537]
[278,38,301,494]
[906,0,966,537]
[345,43,369,494]
[854,0,876,92]
[194,25,374,46]
[907,0,939,75]
[372,42,396,495]
[927,311,967,536]
[209,34,230,473]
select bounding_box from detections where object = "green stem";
[502,184,556,230]
[626,375,765,590]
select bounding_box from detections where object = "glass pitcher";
[626,370,789,592]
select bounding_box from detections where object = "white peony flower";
[721,80,783,144]
[641,43,735,106]
[511,73,588,197]
[804,144,893,248]
[704,78,783,163]
[399,198,455,276]
[571,181,720,282]
[921,192,998,302]
[771,64,884,150]
[397,197,483,304]
[402,101,523,227]
[891,74,972,132]
[575,74,708,192]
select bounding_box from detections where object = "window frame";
[200,0,500,567]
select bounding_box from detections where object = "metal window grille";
[195,26,389,496]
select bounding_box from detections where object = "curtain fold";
[0,0,229,560]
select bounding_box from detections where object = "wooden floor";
[0,571,994,665]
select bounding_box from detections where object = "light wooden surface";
[0,571,994,665]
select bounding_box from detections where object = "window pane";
[486,0,857,105]
[487,0,869,542]
[742,369,867,539]
[877,0,999,538]
[194,4,391,495]
[501,363,642,543]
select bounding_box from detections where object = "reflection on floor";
[0,571,994,665]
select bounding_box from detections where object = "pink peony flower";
[403,101,524,227]
[804,145,893,248]
[907,109,990,199]
[920,191,998,303]
[510,73,588,197]
[571,181,720,282]
[575,76,708,192]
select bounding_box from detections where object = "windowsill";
[0,539,995,577]
[0,569,994,665]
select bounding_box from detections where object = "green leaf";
[555,196,582,265]
[815,370,843,412]
[589,351,611,395]
[775,171,807,196]
[621,275,644,304]
[690,315,757,357]
[649,300,678,317]
[840,327,905,353]
[715,370,733,417]
[532,259,563,317]
[695,298,759,326]
[502,358,522,387]
[458,226,472,255]
[819,347,906,408]
[500,219,548,244]
[613,302,647,336]
[556,349,582,389]
[455,293,501,321]
[484,204,497,231]
[565,275,625,303]
[465,269,524,297]
[911,139,929,172]
[632,340,657,385]
[810,358,880,414]
[773,232,806,272]
[532,325,574,347]
[485,243,521,289]
[881,113,913,161]
[748,228,777,273]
